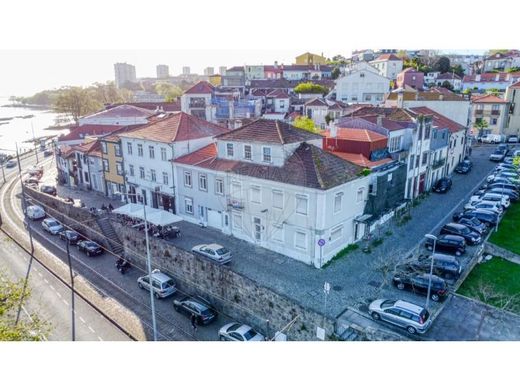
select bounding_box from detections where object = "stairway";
[96,216,124,257]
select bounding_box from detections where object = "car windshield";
[200,309,213,317]
[228,323,241,332]
[216,248,229,255]
[243,328,259,340]
[85,242,98,248]
[460,226,471,234]
[48,221,59,227]
[381,300,396,309]
[165,279,175,287]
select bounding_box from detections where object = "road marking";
[56,291,61,298]
[98,336,103,341]
[37,272,42,277]
[79,316,86,324]
[88,326,95,333]
[62,299,69,306]
[43,278,49,284]
[49,285,55,291]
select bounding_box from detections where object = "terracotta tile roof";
[322,128,387,142]
[471,94,507,104]
[305,98,328,107]
[331,151,393,168]
[360,115,414,131]
[184,81,215,94]
[401,67,422,74]
[58,145,75,158]
[436,72,462,80]
[266,90,290,99]
[71,140,99,154]
[118,112,229,143]
[82,104,154,120]
[510,81,520,89]
[58,124,125,142]
[374,54,401,61]
[216,118,322,144]
[406,106,465,133]
[462,72,512,83]
[175,142,363,189]
[386,90,466,102]
[104,101,181,112]
[327,101,348,110]
[227,66,244,72]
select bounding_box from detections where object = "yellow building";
[208,74,222,86]
[100,134,126,197]
[295,52,328,66]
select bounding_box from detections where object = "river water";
[0,96,68,156]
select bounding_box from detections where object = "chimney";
[496,73,500,81]
[439,94,444,101]
[475,74,481,82]
[274,61,278,69]
[377,115,383,127]
[330,120,338,138]
[397,89,404,108]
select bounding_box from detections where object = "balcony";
[491,110,501,116]
[227,197,244,209]
[431,158,446,170]
[189,102,206,108]
[474,110,483,115]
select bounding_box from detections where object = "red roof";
[331,152,392,168]
[407,106,465,133]
[508,81,520,89]
[436,72,462,80]
[82,104,154,120]
[471,94,506,104]
[267,90,290,99]
[374,54,401,61]
[184,81,215,94]
[322,128,387,142]
[305,98,328,107]
[58,124,125,142]
[463,72,512,83]
[105,101,181,112]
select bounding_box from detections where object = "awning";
[113,203,183,226]
[146,210,183,227]
[113,203,143,216]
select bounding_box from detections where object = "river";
[0,96,68,156]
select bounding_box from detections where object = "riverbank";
[1,103,52,110]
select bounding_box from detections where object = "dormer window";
[226,143,234,157]
[262,147,272,163]
[244,145,252,160]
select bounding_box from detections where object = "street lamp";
[424,233,437,311]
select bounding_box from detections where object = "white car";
[464,200,503,215]
[41,218,64,235]
[470,193,510,209]
[192,244,232,265]
[137,270,177,299]
[26,205,46,220]
[218,322,265,341]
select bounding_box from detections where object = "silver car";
[368,299,432,335]
[192,243,232,265]
[218,322,265,341]
[41,218,64,235]
[137,270,177,299]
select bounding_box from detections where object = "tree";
[441,81,454,91]
[92,82,132,104]
[474,118,489,137]
[450,64,465,78]
[54,86,103,124]
[331,68,341,80]
[154,82,183,102]
[325,113,334,125]
[293,116,318,133]
[486,88,500,96]
[435,56,451,73]
[0,271,49,341]
[507,67,520,73]
[294,82,329,95]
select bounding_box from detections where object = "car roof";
[394,300,425,314]
[43,218,58,223]
[444,222,466,229]
[205,244,224,250]
[440,234,464,241]
[28,205,43,210]
[147,271,173,283]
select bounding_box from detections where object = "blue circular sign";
[318,239,326,247]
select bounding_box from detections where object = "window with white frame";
[127,142,132,155]
[226,143,234,157]
[114,144,121,157]
[244,145,252,160]
[129,164,134,177]
[102,159,109,172]
[139,167,145,179]
[272,190,283,209]
[295,231,307,250]
[149,146,155,159]
[231,181,242,198]
[272,224,284,242]
[330,225,343,242]
[334,192,343,213]
[356,187,364,202]
[162,172,168,185]
[295,194,308,215]
[215,178,224,195]
[150,169,156,182]
[262,147,272,163]
[184,171,192,187]
[160,147,167,161]
[251,185,261,203]
[137,144,143,157]
[184,197,193,214]
[199,174,207,191]
[232,212,242,231]
[116,161,123,175]
[101,142,107,154]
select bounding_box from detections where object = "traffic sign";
[318,238,326,246]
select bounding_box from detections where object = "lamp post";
[424,234,437,311]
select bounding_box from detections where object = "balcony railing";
[227,197,244,209]
[491,110,501,116]
[431,158,446,170]
[189,102,206,108]
[474,110,483,115]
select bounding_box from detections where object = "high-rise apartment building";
[182,66,191,75]
[156,64,169,79]
[114,62,137,88]
[219,66,227,75]
[203,67,215,76]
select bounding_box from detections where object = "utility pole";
[143,202,158,341]
[31,121,39,164]
[1,162,5,184]
[66,240,76,341]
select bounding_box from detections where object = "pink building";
[397,68,424,90]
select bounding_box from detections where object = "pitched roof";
[226,66,244,72]
[266,90,290,99]
[58,124,125,142]
[401,67,422,74]
[304,97,328,107]
[82,104,154,120]
[184,81,215,94]
[386,90,466,102]
[174,142,363,189]
[118,112,229,143]
[510,81,520,89]
[471,94,506,104]
[374,54,401,61]
[216,119,322,144]
[70,140,99,155]
[462,72,512,83]
[406,106,465,133]
[436,72,462,80]
[322,128,387,142]
[331,152,393,168]
[104,101,181,112]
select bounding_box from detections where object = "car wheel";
[397,283,405,290]
[371,312,381,321]
[174,305,180,312]
[219,335,226,341]
[455,250,462,256]
[431,294,440,302]
[86,251,91,257]
[154,292,160,299]
[138,282,143,289]
[407,326,417,335]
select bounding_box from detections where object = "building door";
[141,189,147,205]
[419,174,426,194]
[129,186,137,203]
[253,217,262,241]
[207,209,223,230]
[162,195,171,212]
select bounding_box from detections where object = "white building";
[182,66,191,75]
[204,67,215,76]
[114,63,136,88]
[173,119,372,267]
[504,81,520,136]
[118,112,229,211]
[156,64,169,79]
[483,52,520,72]
[370,54,403,80]
[435,73,462,91]
[335,64,391,104]
[180,81,215,121]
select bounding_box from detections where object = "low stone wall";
[117,222,335,341]
[484,242,520,265]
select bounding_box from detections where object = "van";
[137,270,177,299]
[482,134,503,144]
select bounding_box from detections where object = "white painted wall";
[335,70,391,104]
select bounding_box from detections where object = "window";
[215,178,224,195]
[160,147,167,161]
[184,197,193,214]
[424,123,431,139]
[272,224,284,242]
[389,136,401,153]
[364,94,372,102]
[226,143,234,157]
[184,171,192,187]
[295,231,307,250]
[492,104,500,111]
[127,142,133,155]
[330,225,343,242]
[199,174,207,191]
[244,145,252,160]
[251,185,261,203]
[114,144,121,157]
[129,164,134,177]
[272,190,283,209]
[415,155,420,168]
[422,151,428,166]
[102,159,109,172]
[137,144,143,157]
[150,169,156,182]
[149,146,155,159]
[295,194,308,215]
[356,187,364,203]
[232,212,242,231]
[162,172,168,185]
[409,155,414,171]
[334,192,343,213]
[101,142,107,154]
[139,167,145,179]
[492,118,498,125]
[231,181,242,198]
[262,147,272,163]
[116,161,123,175]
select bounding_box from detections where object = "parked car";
[173,296,217,325]
[23,176,39,185]
[425,234,466,256]
[192,243,232,265]
[507,135,519,143]
[218,322,265,341]
[137,270,177,299]
[412,253,462,279]
[456,216,488,236]
[470,193,510,209]
[488,182,519,193]
[26,205,45,220]
[489,149,506,162]
[453,210,499,227]
[482,134,503,144]
[43,150,53,157]
[454,160,472,174]
[432,177,452,193]
[39,184,57,196]
[59,230,81,245]
[486,188,519,202]
[392,272,449,302]
[5,160,17,168]
[77,240,104,257]
[439,223,482,245]
[41,218,64,235]
[463,200,503,216]
[368,299,432,335]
